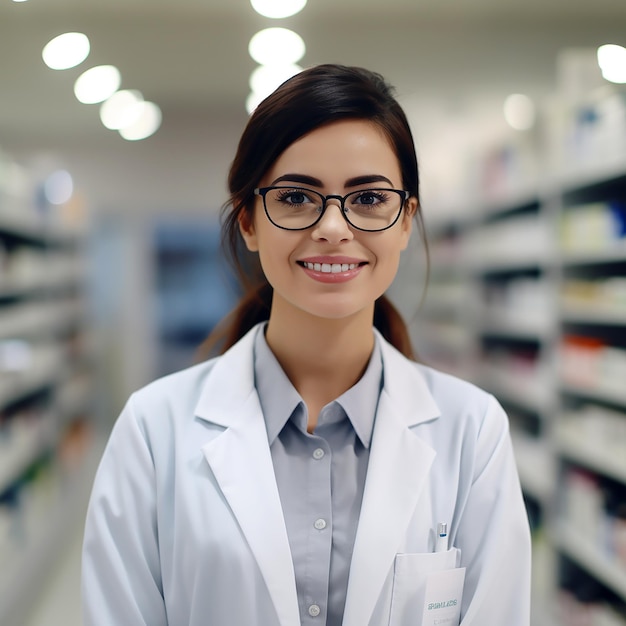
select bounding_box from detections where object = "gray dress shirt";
[254,327,383,626]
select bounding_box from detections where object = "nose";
[311,200,354,243]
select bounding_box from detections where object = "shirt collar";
[253,324,383,448]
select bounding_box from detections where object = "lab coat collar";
[194,324,440,429]
[195,324,441,626]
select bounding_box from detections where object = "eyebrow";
[269,173,395,188]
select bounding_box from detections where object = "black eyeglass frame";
[253,186,411,232]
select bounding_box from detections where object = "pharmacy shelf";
[0,437,103,626]
[561,305,626,326]
[0,416,56,495]
[478,368,554,415]
[0,301,83,341]
[0,362,66,409]
[555,427,626,484]
[562,245,626,266]
[0,217,48,244]
[561,382,626,410]
[476,319,553,342]
[469,255,556,274]
[553,524,626,603]
[511,438,555,503]
[423,151,626,614]
[1,156,94,626]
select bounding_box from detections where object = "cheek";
[255,231,294,280]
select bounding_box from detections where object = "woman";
[82,64,531,626]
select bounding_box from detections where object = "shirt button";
[308,604,321,617]
[314,518,327,530]
[312,448,325,460]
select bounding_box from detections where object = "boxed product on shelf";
[560,335,626,401]
[560,201,626,254]
[479,346,553,411]
[480,277,555,334]
[562,466,626,572]
[468,213,554,267]
[557,405,626,463]
[562,278,626,316]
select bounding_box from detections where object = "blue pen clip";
[435,521,448,552]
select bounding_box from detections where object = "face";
[239,119,417,325]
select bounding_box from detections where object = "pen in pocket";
[435,521,448,552]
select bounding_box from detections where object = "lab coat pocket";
[388,548,464,626]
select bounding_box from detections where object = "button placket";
[308,604,321,617]
[312,447,325,460]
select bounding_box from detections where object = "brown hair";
[199,64,428,360]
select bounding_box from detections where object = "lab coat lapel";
[342,337,439,626]
[196,327,300,626]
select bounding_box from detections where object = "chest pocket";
[388,547,461,626]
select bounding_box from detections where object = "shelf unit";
[414,153,626,623]
[0,166,97,626]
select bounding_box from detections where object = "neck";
[265,303,375,430]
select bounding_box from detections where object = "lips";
[297,256,367,283]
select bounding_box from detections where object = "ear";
[399,196,417,250]
[238,212,259,252]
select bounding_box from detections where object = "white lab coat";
[82,324,531,626]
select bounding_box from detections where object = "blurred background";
[1,0,626,624]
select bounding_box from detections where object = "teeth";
[304,262,359,273]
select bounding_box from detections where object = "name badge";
[421,567,466,626]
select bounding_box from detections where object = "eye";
[351,190,390,206]
[275,188,315,205]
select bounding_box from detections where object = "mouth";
[296,260,367,274]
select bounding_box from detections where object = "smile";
[302,262,359,273]
[296,259,367,284]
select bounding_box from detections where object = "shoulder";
[415,363,501,423]
[128,323,261,422]
[399,361,513,483]
[378,333,507,438]
[130,358,220,415]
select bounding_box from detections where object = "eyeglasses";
[254,186,410,232]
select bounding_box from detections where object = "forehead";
[264,119,402,186]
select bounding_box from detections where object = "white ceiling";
[0,0,624,212]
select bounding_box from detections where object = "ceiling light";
[42,32,90,70]
[74,65,121,104]
[246,91,265,115]
[249,28,305,65]
[250,0,307,18]
[44,170,73,205]
[119,102,162,141]
[249,64,302,99]
[503,94,535,130]
[597,44,626,84]
[100,90,144,130]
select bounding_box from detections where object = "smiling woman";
[238,119,415,346]
[82,64,532,626]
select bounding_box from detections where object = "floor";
[25,525,84,626]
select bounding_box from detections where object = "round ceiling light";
[100,90,145,130]
[42,32,90,70]
[597,44,626,84]
[248,28,305,65]
[119,102,162,141]
[250,0,307,18]
[74,65,122,104]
